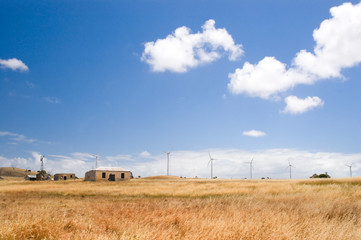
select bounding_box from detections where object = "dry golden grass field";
[1,177,361,240]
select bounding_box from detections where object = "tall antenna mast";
[346,163,353,177]
[40,155,45,171]
[91,154,99,169]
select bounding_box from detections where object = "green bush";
[310,172,331,178]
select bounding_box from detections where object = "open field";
[1,178,361,240]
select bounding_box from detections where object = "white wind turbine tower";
[346,163,353,177]
[164,151,171,176]
[287,160,294,179]
[208,152,217,179]
[245,157,253,179]
[91,154,100,169]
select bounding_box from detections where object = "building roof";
[94,167,129,172]
[25,175,37,178]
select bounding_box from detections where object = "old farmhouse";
[84,167,132,181]
[54,173,76,181]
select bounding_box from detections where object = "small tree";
[318,172,331,178]
[310,172,331,178]
[38,170,47,175]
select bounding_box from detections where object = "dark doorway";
[121,173,125,179]
[108,174,115,181]
[64,176,67,180]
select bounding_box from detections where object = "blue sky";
[1,0,360,178]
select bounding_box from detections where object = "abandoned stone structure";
[84,167,132,181]
[36,173,51,180]
[24,173,51,181]
[54,173,76,181]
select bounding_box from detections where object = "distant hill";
[0,167,38,177]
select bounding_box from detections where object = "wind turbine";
[208,152,217,179]
[90,154,100,169]
[245,157,253,179]
[287,160,294,179]
[346,163,353,177]
[40,155,45,171]
[164,151,171,176]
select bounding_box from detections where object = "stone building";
[54,173,76,180]
[84,167,132,181]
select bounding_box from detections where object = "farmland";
[1,177,361,239]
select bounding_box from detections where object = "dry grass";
[1,178,361,239]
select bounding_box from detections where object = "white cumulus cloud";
[228,57,312,99]
[228,1,361,100]
[0,58,29,72]
[141,19,243,73]
[242,130,267,137]
[282,96,324,114]
[294,2,361,79]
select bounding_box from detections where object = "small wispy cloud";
[8,92,16,97]
[242,130,267,137]
[105,154,135,162]
[43,97,61,104]
[0,58,29,72]
[26,81,35,88]
[282,96,324,114]
[139,151,151,158]
[8,92,31,99]
[0,131,36,143]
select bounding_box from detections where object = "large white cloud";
[141,19,243,73]
[228,1,361,100]
[0,58,29,72]
[282,96,324,114]
[294,2,361,79]
[2,149,360,179]
[228,57,313,99]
